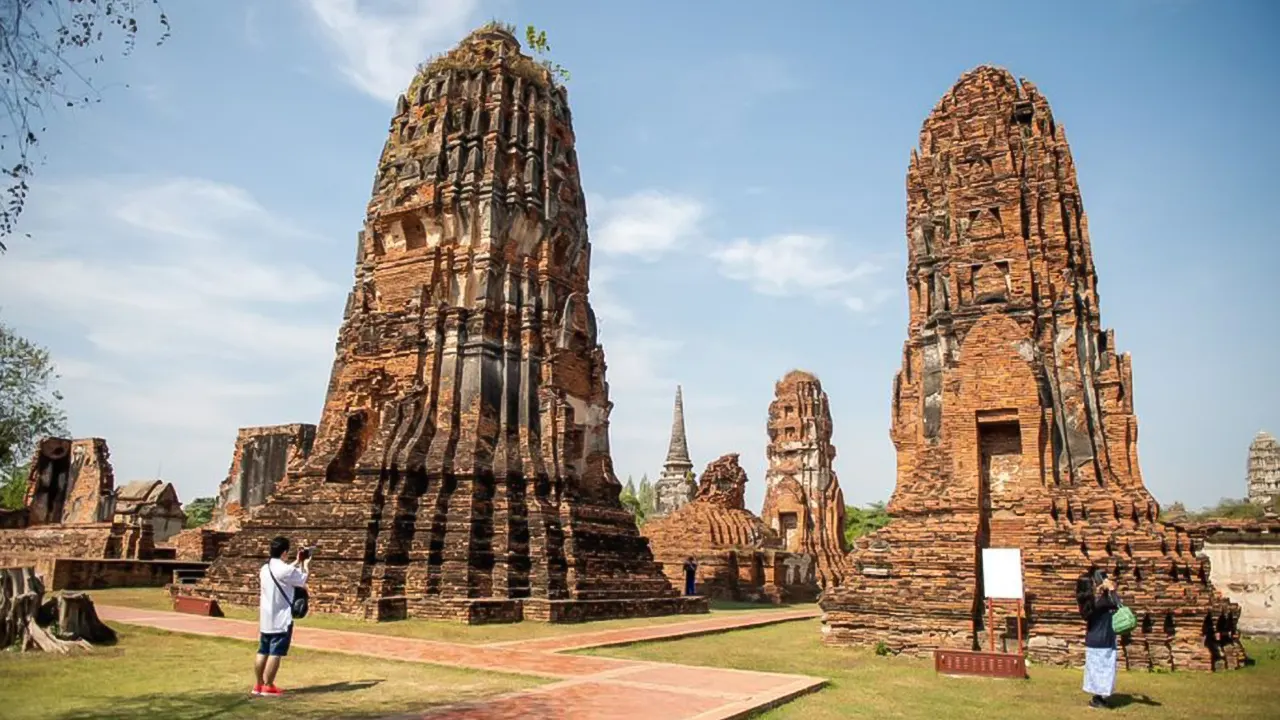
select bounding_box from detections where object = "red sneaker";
[251,684,264,696]
[261,685,284,697]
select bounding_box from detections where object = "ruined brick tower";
[191,24,703,623]
[1246,430,1280,506]
[820,67,1245,670]
[760,371,847,589]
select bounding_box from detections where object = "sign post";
[933,548,1028,679]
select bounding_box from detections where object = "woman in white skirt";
[1076,568,1120,709]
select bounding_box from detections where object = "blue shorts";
[258,624,293,657]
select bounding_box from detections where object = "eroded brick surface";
[25,438,116,525]
[209,424,316,532]
[643,454,819,603]
[190,25,699,623]
[760,371,848,590]
[819,66,1246,671]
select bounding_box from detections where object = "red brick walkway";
[98,605,824,719]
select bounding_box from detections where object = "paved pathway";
[98,605,824,720]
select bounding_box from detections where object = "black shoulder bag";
[268,565,310,619]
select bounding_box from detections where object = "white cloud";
[300,0,481,103]
[587,190,704,261]
[0,176,344,502]
[710,233,883,312]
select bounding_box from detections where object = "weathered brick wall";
[760,371,848,589]
[45,558,210,591]
[0,524,117,560]
[643,454,819,603]
[1184,520,1280,637]
[210,424,316,532]
[820,66,1245,671]
[169,527,236,562]
[190,24,699,623]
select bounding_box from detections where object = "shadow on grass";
[1110,693,1162,708]
[54,679,385,720]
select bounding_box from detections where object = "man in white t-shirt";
[254,536,310,697]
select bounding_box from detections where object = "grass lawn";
[88,586,802,644]
[583,619,1280,720]
[0,625,541,720]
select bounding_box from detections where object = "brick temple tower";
[190,24,704,623]
[820,66,1245,670]
[760,371,848,589]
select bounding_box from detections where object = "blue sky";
[0,0,1276,514]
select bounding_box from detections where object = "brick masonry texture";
[643,453,819,603]
[209,424,317,532]
[819,66,1246,671]
[760,371,848,590]
[189,24,703,623]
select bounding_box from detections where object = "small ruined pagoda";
[188,24,705,623]
[643,453,819,603]
[760,370,848,589]
[652,386,697,518]
[820,66,1246,670]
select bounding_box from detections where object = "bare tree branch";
[0,0,170,251]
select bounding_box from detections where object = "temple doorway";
[973,414,1023,644]
[779,512,799,551]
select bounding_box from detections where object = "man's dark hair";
[269,536,291,559]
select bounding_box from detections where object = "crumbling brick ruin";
[820,66,1246,671]
[1247,430,1280,506]
[760,371,848,589]
[114,479,187,543]
[643,453,818,603]
[210,424,316,531]
[188,24,705,624]
[652,386,696,519]
[0,438,160,578]
[25,438,116,526]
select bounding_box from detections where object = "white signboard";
[981,548,1024,600]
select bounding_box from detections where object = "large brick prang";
[191,24,701,623]
[819,66,1246,671]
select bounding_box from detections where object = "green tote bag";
[1112,598,1137,635]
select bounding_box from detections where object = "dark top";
[1083,591,1119,649]
[682,560,696,580]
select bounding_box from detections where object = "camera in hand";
[300,546,314,560]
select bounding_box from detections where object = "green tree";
[0,316,66,477]
[1,461,28,510]
[0,0,170,248]
[183,497,216,528]
[844,502,890,546]
[523,24,569,83]
[637,474,655,518]
[619,479,644,526]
